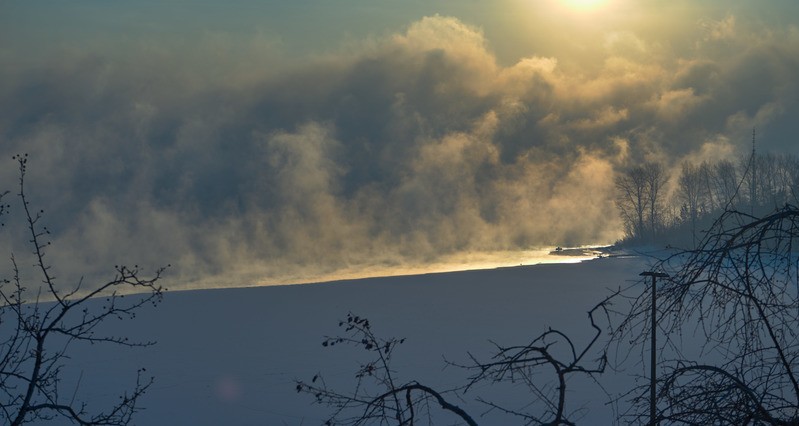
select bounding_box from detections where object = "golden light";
[561,0,606,11]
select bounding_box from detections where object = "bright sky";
[3,1,785,65]
[1,0,798,288]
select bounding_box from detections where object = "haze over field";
[2,0,799,289]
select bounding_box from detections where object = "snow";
[56,254,648,425]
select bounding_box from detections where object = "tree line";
[615,151,799,246]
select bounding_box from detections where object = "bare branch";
[0,155,165,425]
[612,205,799,424]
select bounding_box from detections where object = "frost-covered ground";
[58,254,649,425]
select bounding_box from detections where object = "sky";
[1,0,799,289]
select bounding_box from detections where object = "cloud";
[701,15,737,42]
[649,88,705,122]
[1,13,799,289]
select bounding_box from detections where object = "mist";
[1,12,799,289]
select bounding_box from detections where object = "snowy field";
[57,254,649,425]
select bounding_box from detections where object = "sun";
[561,0,606,11]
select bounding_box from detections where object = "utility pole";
[640,271,669,426]
[751,128,756,215]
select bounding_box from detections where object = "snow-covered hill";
[58,255,647,425]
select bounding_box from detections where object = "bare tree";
[710,159,739,210]
[737,151,783,215]
[676,162,703,245]
[756,153,781,210]
[775,154,799,205]
[613,205,799,424]
[698,161,718,213]
[0,154,166,425]
[616,162,669,242]
[615,166,648,240]
[643,162,668,239]
[299,295,616,426]
[457,294,616,426]
[296,312,478,426]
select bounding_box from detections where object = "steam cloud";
[1,15,798,289]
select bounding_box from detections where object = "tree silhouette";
[0,155,166,425]
[615,162,669,242]
[298,295,616,426]
[456,294,616,425]
[613,205,799,424]
[296,312,478,426]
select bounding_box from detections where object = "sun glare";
[562,0,605,11]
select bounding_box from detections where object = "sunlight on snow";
[251,246,608,288]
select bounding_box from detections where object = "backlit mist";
[2,1,798,289]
